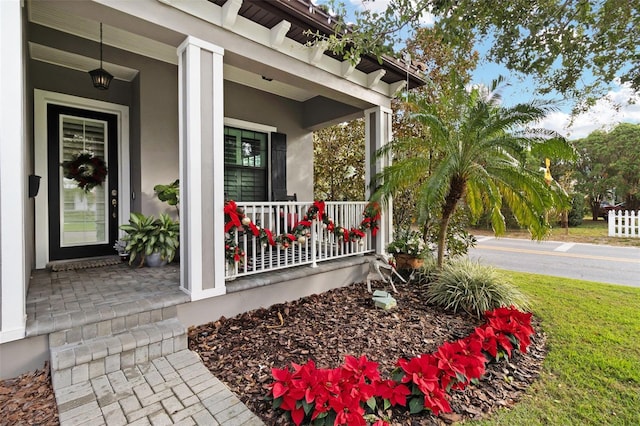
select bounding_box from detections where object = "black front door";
[47,104,119,260]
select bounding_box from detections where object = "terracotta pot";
[395,253,424,269]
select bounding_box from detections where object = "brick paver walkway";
[57,350,262,426]
[27,262,264,426]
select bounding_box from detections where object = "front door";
[47,104,119,260]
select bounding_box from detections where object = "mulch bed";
[189,280,547,425]
[0,362,59,425]
[0,279,546,426]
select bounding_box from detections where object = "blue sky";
[329,0,640,140]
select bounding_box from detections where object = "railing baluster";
[225,200,374,279]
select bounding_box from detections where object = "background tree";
[315,0,639,107]
[313,120,365,201]
[575,123,640,217]
[391,27,478,229]
[375,73,575,267]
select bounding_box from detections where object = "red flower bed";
[269,306,534,425]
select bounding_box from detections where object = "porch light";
[89,23,113,90]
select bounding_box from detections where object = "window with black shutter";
[224,126,268,201]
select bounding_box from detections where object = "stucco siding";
[224,81,314,200]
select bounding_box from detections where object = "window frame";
[223,118,276,202]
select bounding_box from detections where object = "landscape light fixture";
[89,23,113,90]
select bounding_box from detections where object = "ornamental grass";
[426,259,530,318]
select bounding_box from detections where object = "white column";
[178,37,226,300]
[365,106,393,255]
[0,0,27,343]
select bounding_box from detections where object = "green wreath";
[62,152,108,192]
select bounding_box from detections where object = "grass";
[472,271,640,425]
[471,218,640,247]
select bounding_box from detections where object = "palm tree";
[376,73,575,267]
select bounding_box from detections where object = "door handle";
[111,196,118,218]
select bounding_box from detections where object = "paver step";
[49,305,179,348]
[54,350,265,426]
[50,318,187,390]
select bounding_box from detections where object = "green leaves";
[316,0,638,106]
[154,179,179,207]
[408,395,424,414]
[376,73,575,267]
[120,212,180,266]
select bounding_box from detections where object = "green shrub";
[426,259,530,318]
[568,193,585,227]
[411,256,440,284]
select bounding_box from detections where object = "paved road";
[468,237,640,287]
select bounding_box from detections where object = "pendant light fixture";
[89,23,113,90]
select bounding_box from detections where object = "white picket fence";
[608,210,640,238]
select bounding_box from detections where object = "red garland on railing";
[361,201,381,237]
[224,200,381,264]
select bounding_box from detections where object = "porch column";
[0,0,27,343]
[177,37,226,300]
[365,106,393,255]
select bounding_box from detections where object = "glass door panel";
[59,116,109,247]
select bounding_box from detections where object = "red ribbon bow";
[313,200,325,222]
[224,201,241,232]
[264,229,275,246]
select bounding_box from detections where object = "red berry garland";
[61,153,108,192]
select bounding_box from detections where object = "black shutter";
[271,132,287,200]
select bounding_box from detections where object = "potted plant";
[120,212,179,267]
[147,213,180,266]
[154,179,179,215]
[113,239,129,262]
[386,228,429,269]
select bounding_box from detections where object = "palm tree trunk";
[436,176,466,268]
[436,213,452,268]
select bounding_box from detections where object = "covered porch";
[2,255,368,377]
[1,0,423,371]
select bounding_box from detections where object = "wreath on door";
[61,152,108,192]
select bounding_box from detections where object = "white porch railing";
[225,201,375,279]
[608,210,640,238]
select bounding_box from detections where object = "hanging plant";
[61,152,108,192]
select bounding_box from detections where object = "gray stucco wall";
[224,81,314,200]
[28,23,178,221]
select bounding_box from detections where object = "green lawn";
[472,272,640,425]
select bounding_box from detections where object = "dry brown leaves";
[189,281,547,425]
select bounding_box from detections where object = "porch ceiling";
[28,0,318,104]
[27,0,407,113]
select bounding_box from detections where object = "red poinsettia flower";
[473,325,500,358]
[485,306,534,352]
[330,390,366,426]
[454,336,487,381]
[342,355,381,383]
[397,355,440,395]
[375,379,411,407]
[422,383,452,415]
[279,396,305,426]
[271,367,292,399]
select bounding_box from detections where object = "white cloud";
[538,83,640,139]
[349,0,435,26]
